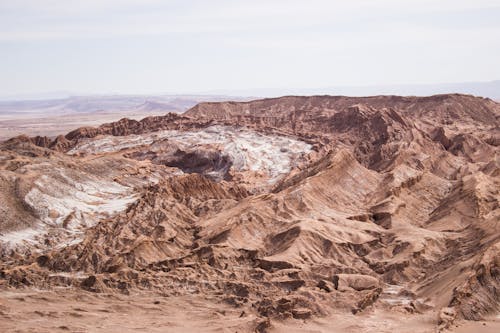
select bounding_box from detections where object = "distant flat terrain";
[0,110,165,140]
[0,94,251,140]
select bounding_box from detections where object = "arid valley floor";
[0,94,499,332]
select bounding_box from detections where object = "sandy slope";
[0,289,498,333]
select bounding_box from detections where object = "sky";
[1,0,499,97]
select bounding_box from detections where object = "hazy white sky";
[1,0,499,96]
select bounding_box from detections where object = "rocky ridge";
[0,94,499,332]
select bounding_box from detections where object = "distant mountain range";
[0,80,498,117]
[204,80,500,100]
[0,94,257,140]
[0,95,254,117]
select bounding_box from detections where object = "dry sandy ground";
[0,289,259,333]
[1,289,498,333]
[0,111,164,140]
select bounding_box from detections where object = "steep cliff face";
[1,94,499,331]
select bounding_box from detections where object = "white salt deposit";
[0,167,137,249]
[69,126,312,183]
[2,126,310,249]
[0,228,41,246]
[380,284,413,306]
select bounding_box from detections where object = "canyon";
[0,94,499,332]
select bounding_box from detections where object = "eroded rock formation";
[0,94,499,331]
